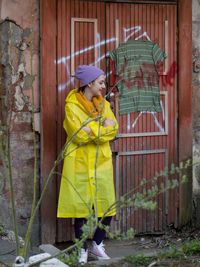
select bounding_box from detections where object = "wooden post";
[41,0,57,243]
[178,0,192,226]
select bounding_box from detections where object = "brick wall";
[0,0,40,246]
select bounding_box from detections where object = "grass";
[123,254,156,267]
[182,239,200,256]
[0,224,6,236]
[157,245,184,260]
[123,239,200,267]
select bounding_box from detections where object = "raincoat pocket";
[100,143,112,159]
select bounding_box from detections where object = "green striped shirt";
[110,40,166,114]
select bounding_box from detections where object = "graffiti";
[56,37,116,91]
[116,61,178,93]
[123,26,151,42]
[160,61,178,87]
[55,25,176,133]
[129,88,167,133]
[131,109,165,132]
[55,25,176,92]
[56,25,151,92]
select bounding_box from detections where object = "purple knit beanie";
[75,65,104,87]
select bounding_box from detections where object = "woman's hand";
[103,118,115,127]
[82,126,91,134]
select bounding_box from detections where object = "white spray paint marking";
[56,37,116,65]
[135,32,151,41]
[152,112,164,132]
[123,26,151,42]
[132,112,143,129]
[56,26,150,92]
[131,108,165,133]
[56,37,116,92]
[127,113,131,131]
[160,99,165,121]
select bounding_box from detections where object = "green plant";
[107,227,136,240]
[0,224,6,236]
[124,254,155,267]
[122,240,200,267]
[58,250,79,267]
[182,240,200,256]
[158,246,184,260]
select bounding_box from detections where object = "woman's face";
[89,74,106,97]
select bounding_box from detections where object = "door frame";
[40,0,192,243]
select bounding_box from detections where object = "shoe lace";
[98,242,105,251]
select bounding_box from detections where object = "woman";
[57,65,118,264]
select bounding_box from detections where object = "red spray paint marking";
[113,60,178,90]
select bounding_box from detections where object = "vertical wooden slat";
[158,4,163,231]
[154,4,159,232]
[178,0,192,226]
[64,0,73,241]
[57,0,74,242]
[167,4,173,226]
[41,0,57,243]
[143,4,147,233]
[74,0,79,74]
[83,1,87,65]
[88,2,92,66]
[56,0,63,242]
[173,5,179,228]
[145,3,151,232]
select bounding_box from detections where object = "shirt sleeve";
[152,43,167,64]
[109,49,117,62]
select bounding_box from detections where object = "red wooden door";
[56,0,177,241]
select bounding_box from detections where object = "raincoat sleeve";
[63,104,95,144]
[88,102,119,143]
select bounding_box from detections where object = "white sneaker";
[90,241,110,260]
[78,248,88,265]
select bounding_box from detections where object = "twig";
[23,1,38,257]
[6,22,20,256]
[53,171,91,210]
[148,261,158,267]
[0,260,11,267]
[22,117,97,259]
[93,119,101,224]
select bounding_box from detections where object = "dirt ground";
[1,226,200,266]
[55,226,200,266]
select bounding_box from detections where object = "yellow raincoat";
[57,89,118,218]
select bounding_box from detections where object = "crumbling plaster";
[192,0,200,193]
[0,0,40,246]
[0,0,40,113]
[192,0,200,228]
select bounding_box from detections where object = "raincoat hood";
[65,88,79,105]
[65,89,88,117]
[66,88,105,117]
